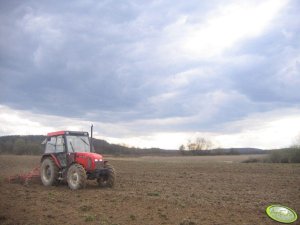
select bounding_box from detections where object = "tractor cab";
[40,130,115,190]
[42,131,97,167]
[44,131,91,153]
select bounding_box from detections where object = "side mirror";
[41,138,47,145]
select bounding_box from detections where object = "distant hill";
[91,138,178,156]
[0,135,175,156]
[211,148,265,155]
[0,135,45,155]
[179,147,265,156]
[0,135,265,156]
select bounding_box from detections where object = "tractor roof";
[47,131,89,137]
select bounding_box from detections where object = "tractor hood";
[75,152,103,161]
[74,152,105,171]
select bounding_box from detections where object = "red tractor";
[40,130,115,190]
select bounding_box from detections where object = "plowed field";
[0,155,299,225]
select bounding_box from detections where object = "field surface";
[0,155,299,225]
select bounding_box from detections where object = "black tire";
[97,164,115,188]
[40,158,59,186]
[67,164,87,190]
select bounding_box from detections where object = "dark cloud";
[228,16,300,105]
[0,0,299,135]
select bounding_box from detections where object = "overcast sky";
[0,0,299,149]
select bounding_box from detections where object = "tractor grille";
[95,161,104,169]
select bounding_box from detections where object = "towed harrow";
[7,166,41,185]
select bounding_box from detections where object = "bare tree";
[292,133,300,148]
[179,144,185,151]
[187,137,213,151]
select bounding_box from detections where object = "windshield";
[66,135,90,152]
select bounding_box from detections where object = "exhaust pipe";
[90,124,93,152]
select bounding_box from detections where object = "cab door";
[55,135,67,167]
[45,135,67,167]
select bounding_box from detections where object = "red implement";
[7,167,40,185]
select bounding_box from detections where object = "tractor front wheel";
[67,164,87,190]
[97,164,115,188]
[40,157,59,186]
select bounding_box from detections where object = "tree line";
[0,135,177,156]
[0,135,45,155]
[0,134,265,156]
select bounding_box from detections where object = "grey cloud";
[0,0,299,136]
[213,2,300,122]
[229,39,300,105]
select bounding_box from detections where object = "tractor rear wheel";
[97,164,115,188]
[40,157,59,186]
[67,164,87,190]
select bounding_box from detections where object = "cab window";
[45,137,56,153]
[56,136,64,153]
[45,136,65,153]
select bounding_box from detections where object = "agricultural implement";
[8,129,115,190]
[7,167,40,185]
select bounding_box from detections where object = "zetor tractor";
[40,131,115,190]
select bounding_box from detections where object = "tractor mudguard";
[41,154,62,168]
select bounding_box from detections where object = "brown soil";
[0,155,299,225]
